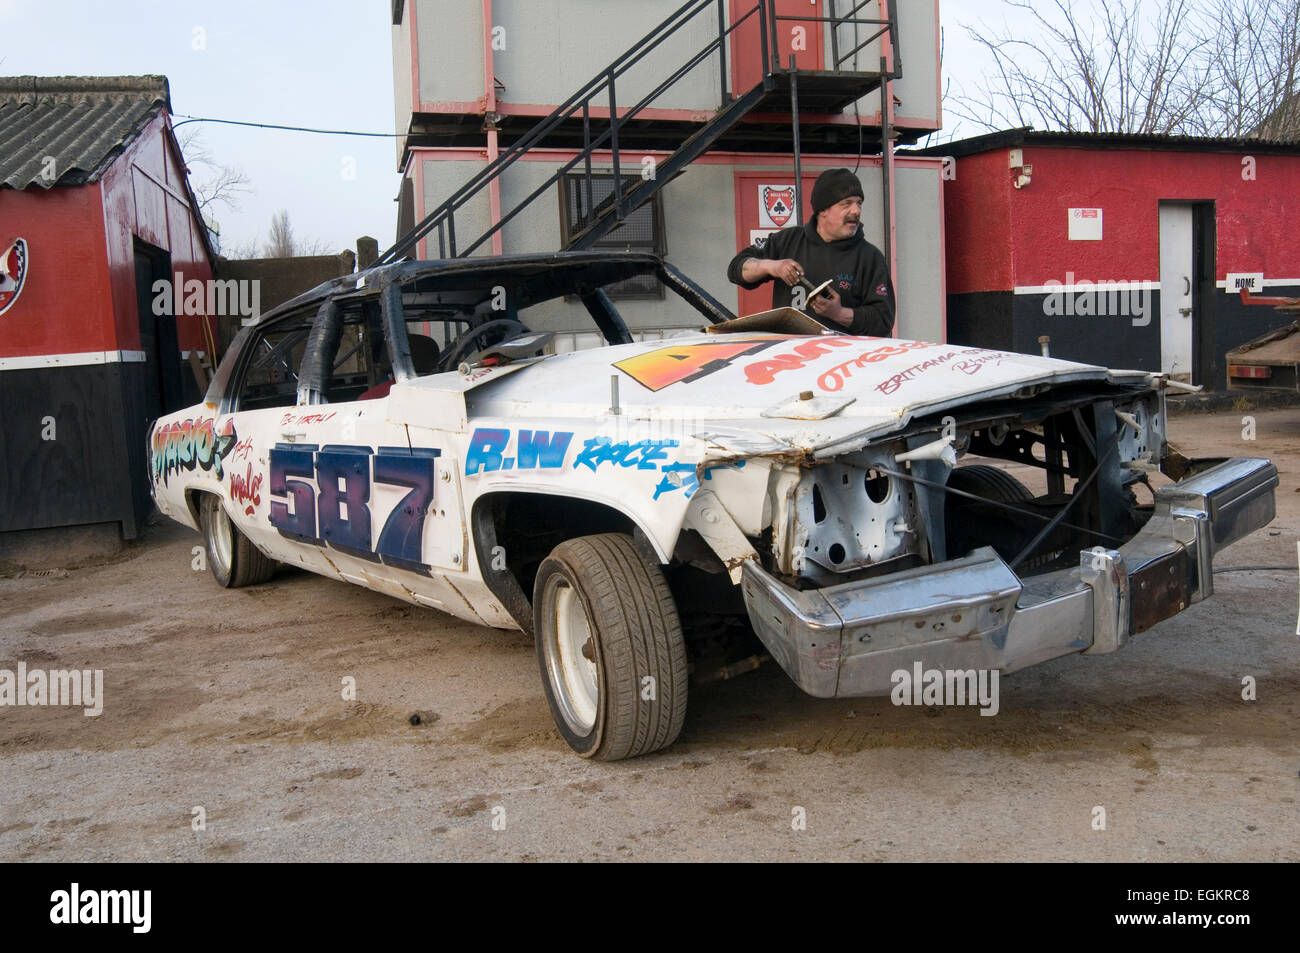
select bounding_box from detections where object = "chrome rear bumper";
[741,457,1278,697]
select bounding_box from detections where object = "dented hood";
[399,332,1151,456]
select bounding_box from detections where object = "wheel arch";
[182,486,209,529]
[470,489,677,634]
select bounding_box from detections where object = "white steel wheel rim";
[542,576,599,736]
[206,497,233,573]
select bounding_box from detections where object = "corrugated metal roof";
[0,75,170,190]
[908,126,1300,159]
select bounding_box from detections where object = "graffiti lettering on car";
[465,428,574,475]
[229,462,264,515]
[268,444,441,568]
[150,417,238,486]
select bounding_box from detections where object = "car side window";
[323,302,391,402]
[231,312,314,412]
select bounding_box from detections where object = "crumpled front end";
[739,457,1277,697]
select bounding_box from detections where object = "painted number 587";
[268,444,441,567]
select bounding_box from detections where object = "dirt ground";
[1,408,1297,862]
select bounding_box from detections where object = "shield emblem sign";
[0,238,28,316]
[762,186,795,228]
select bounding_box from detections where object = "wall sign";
[758,185,797,229]
[1226,272,1264,293]
[0,237,28,316]
[1068,208,1103,241]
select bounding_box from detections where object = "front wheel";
[533,533,687,761]
[198,492,277,588]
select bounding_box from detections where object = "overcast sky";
[3,0,1020,257]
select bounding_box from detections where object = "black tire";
[946,464,1034,505]
[198,492,277,588]
[533,533,687,761]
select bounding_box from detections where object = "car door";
[215,301,346,578]
[283,291,485,620]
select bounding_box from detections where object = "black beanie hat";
[811,168,864,214]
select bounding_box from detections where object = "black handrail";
[380,0,716,263]
[379,0,898,265]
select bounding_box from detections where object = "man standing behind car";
[727,167,895,336]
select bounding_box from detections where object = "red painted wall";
[0,185,114,358]
[944,144,1300,292]
[941,149,1015,294]
[99,112,214,355]
[1011,146,1300,284]
[1,112,213,360]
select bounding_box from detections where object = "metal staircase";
[378,0,900,265]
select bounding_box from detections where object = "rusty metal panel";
[1129,547,1192,634]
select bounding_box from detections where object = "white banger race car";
[149,253,1277,760]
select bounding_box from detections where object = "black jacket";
[726,221,895,336]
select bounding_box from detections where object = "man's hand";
[810,286,853,328]
[767,258,805,286]
[741,257,806,285]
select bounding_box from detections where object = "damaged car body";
[147,252,1278,761]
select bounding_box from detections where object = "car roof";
[253,250,666,326]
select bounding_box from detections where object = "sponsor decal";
[0,237,28,316]
[465,428,574,475]
[742,336,859,385]
[614,339,777,391]
[574,437,678,473]
[814,340,936,392]
[653,459,746,502]
[873,347,1013,396]
[874,352,960,395]
[279,411,337,426]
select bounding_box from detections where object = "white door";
[1159,203,1195,380]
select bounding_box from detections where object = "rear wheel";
[533,533,687,761]
[198,493,277,588]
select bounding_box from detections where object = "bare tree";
[1196,0,1300,137]
[222,233,263,260]
[261,209,336,258]
[265,209,296,258]
[177,128,252,215]
[950,0,1300,138]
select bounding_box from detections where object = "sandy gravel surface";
[1,408,1296,861]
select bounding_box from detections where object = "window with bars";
[558,173,665,300]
